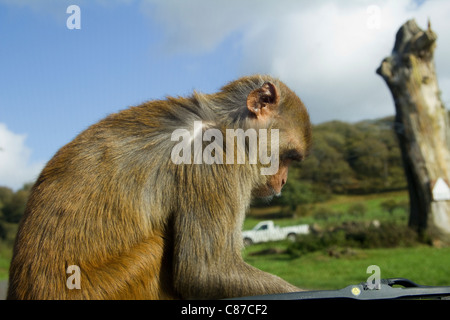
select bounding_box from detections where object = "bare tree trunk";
[377,19,450,245]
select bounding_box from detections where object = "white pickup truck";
[242,220,309,246]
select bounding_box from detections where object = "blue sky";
[1,0,449,190]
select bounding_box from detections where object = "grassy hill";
[245,190,409,230]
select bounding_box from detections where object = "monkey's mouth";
[270,185,282,198]
[257,187,281,203]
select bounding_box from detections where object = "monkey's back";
[7,101,182,299]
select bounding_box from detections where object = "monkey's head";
[243,77,312,200]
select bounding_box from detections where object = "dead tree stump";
[377,19,450,245]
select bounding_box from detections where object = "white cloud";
[143,0,450,123]
[140,0,310,54]
[0,123,45,190]
[237,0,450,123]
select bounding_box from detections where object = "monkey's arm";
[172,213,298,299]
[172,168,299,299]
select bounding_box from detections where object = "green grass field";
[243,190,450,290]
[244,243,450,290]
[0,243,12,280]
[0,223,16,280]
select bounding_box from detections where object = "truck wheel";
[243,238,253,247]
[287,233,297,242]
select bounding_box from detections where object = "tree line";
[0,183,32,240]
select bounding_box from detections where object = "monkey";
[7,74,312,300]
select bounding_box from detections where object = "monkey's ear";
[247,82,280,119]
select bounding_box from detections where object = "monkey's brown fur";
[7,75,311,299]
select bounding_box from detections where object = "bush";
[288,230,347,256]
[0,223,6,240]
[312,206,340,221]
[346,223,418,248]
[288,222,419,256]
[347,203,367,217]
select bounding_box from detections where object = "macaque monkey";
[8,75,311,299]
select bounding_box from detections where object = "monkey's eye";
[282,150,303,162]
